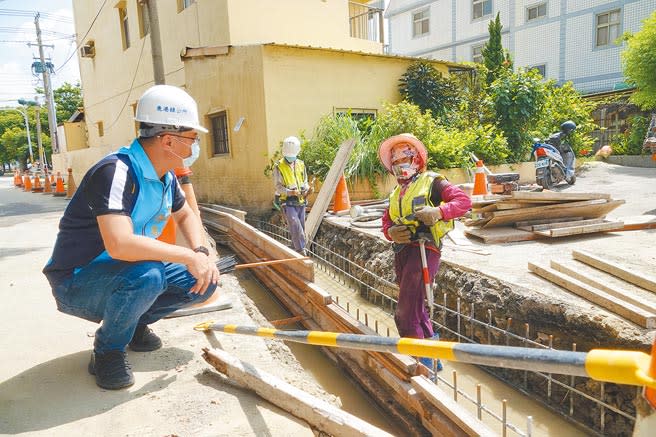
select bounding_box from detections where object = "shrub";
[610,115,650,155]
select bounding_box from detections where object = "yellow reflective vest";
[277,158,307,204]
[388,171,454,246]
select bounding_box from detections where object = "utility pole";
[142,0,165,84]
[35,105,46,169]
[33,13,59,154]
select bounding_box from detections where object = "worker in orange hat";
[379,133,471,373]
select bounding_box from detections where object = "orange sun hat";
[378,133,428,173]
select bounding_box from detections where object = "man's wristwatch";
[193,246,210,256]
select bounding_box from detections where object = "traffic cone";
[66,168,77,199]
[43,173,52,194]
[332,174,351,213]
[158,217,177,244]
[53,172,66,197]
[23,175,32,192]
[472,160,488,196]
[32,174,44,193]
[14,170,23,187]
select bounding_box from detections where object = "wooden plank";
[411,376,496,437]
[495,201,549,210]
[515,217,584,228]
[522,218,605,232]
[528,262,656,328]
[533,221,624,237]
[511,191,612,201]
[615,215,656,231]
[572,250,656,293]
[464,226,546,244]
[483,200,625,228]
[202,348,394,437]
[491,199,607,218]
[550,260,656,313]
[305,138,357,244]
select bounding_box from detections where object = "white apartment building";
[385,0,656,95]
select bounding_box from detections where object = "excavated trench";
[304,217,651,437]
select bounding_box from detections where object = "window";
[529,64,546,77]
[412,8,430,38]
[177,0,195,13]
[473,0,492,20]
[96,121,104,137]
[130,102,139,136]
[334,108,377,126]
[596,9,621,47]
[210,111,230,155]
[526,3,547,22]
[117,4,130,50]
[472,44,485,63]
[137,2,149,38]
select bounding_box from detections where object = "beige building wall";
[64,0,383,183]
[183,44,456,213]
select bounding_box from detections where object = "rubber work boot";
[128,325,162,352]
[88,351,135,390]
[418,333,444,380]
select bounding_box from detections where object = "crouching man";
[43,85,220,389]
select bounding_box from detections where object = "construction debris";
[528,250,656,328]
[465,191,625,243]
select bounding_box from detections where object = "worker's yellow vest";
[277,158,306,204]
[388,171,454,245]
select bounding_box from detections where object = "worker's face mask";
[170,136,201,167]
[392,161,418,180]
[285,156,297,163]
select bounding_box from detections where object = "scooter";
[532,138,576,190]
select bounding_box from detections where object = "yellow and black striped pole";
[194,322,656,389]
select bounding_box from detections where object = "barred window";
[210,111,230,155]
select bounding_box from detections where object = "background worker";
[272,136,310,255]
[379,133,471,372]
[42,85,220,390]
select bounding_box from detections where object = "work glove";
[388,225,412,244]
[415,206,443,226]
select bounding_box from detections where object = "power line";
[0,9,73,23]
[56,0,107,74]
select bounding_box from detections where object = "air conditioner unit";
[80,43,95,58]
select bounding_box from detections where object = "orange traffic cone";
[14,170,23,187]
[43,173,52,194]
[66,168,77,199]
[472,160,488,196]
[23,174,33,192]
[32,174,44,192]
[53,172,66,197]
[158,217,177,244]
[332,174,351,213]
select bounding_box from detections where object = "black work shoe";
[88,351,134,390]
[128,325,162,352]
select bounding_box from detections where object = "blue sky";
[0,0,79,106]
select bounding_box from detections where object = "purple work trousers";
[394,244,441,339]
[283,204,306,252]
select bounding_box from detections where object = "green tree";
[54,82,83,123]
[622,11,656,109]
[488,69,545,160]
[482,13,511,86]
[398,61,461,124]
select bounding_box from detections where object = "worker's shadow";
[0,347,193,434]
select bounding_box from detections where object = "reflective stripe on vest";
[277,158,306,204]
[388,171,454,245]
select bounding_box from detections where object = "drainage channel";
[214,243,402,435]
[251,218,598,436]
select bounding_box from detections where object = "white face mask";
[171,137,200,167]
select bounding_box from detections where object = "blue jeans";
[51,260,216,354]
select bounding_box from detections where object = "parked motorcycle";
[532,121,577,189]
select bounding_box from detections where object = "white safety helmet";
[135,85,208,137]
[282,136,301,157]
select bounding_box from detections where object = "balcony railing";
[349,2,384,44]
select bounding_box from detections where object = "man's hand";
[388,225,412,244]
[186,251,220,295]
[415,206,443,226]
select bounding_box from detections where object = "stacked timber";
[529,250,656,328]
[464,191,625,243]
